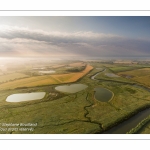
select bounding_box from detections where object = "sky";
[0,16,150,58]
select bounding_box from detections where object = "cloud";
[0,25,150,57]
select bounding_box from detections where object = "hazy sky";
[0,16,150,58]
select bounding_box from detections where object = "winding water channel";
[91,68,150,134]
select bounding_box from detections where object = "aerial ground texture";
[0,61,150,134]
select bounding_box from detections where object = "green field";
[118,68,150,87]
[0,65,93,90]
[0,62,150,133]
[110,66,138,73]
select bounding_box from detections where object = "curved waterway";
[102,108,150,134]
[91,68,150,133]
[91,69,106,80]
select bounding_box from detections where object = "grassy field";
[118,68,150,87]
[51,64,66,69]
[0,73,29,83]
[118,68,150,77]
[0,88,101,134]
[110,66,138,73]
[0,65,93,90]
[52,65,93,83]
[0,62,150,134]
[94,67,135,84]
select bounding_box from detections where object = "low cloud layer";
[0,26,150,57]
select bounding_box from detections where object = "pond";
[105,73,119,77]
[94,87,113,102]
[6,92,46,102]
[39,70,56,74]
[55,84,88,93]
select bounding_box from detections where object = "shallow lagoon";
[55,84,88,93]
[94,87,113,102]
[6,92,46,102]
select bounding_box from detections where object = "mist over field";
[1,17,150,134]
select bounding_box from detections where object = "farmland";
[69,62,86,67]
[110,66,139,73]
[118,68,150,87]
[0,64,93,90]
[0,73,29,83]
[51,64,93,83]
[0,59,150,134]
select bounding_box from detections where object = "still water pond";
[39,70,55,74]
[6,92,46,102]
[94,87,113,102]
[55,84,88,93]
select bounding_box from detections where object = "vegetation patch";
[0,65,93,90]
[118,68,150,86]
[1,61,150,134]
[110,66,138,73]
[0,73,29,84]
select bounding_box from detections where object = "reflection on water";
[94,87,113,102]
[103,108,150,134]
[55,84,88,93]
[6,92,46,102]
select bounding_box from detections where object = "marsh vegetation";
[0,58,150,134]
